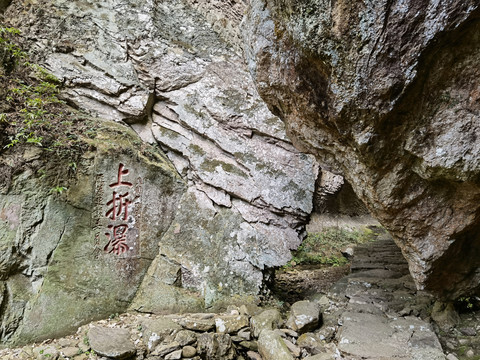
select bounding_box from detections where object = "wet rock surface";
[243,0,480,299]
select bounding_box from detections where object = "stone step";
[350,264,410,274]
[354,246,402,254]
[335,237,445,360]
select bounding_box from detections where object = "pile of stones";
[0,300,336,360]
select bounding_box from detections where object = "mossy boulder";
[0,121,185,346]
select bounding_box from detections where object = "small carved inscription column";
[93,162,143,258]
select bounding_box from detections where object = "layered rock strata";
[1,0,320,343]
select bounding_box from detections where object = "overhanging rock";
[243,0,480,299]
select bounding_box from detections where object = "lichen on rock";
[243,0,480,300]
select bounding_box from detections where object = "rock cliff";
[3,0,478,347]
[1,0,320,344]
[0,122,185,345]
[243,0,480,299]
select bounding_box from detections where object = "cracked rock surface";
[1,0,322,344]
[243,0,480,299]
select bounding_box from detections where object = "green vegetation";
[49,185,67,195]
[455,296,480,313]
[0,27,25,73]
[284,226,378,269]
[0,25,98,155]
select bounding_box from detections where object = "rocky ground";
[1,234,479,360]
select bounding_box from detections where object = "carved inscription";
[93,163,143,258]
[104,164,133,255]
[92,173,105,259]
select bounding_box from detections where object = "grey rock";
[77,340,90,353]
[239,341,258,351]
[336,312,445,359]
[182,345,197,358]
[129,256,204,314]
[61,347,80,358]
[246,351,262,360]
[58,338,76,347]
[316,325,336,342]
[244,0,480,299]
[296,333,323,356]
[431,302,460,332]
[174,330,197,346]
[251,309,283,337]
[258,330,294,360]
[304,354,336,360]
[197,333,235,360]
[0,124,184,346]
[237,328,252,341]
[446,354,459,360]
[87,327,136,359]
[4,0,318,312]
[215,314,249,334]
[152,342,181,357]
[283,338,301,357]
[286,301,321,334]
[460,327,477,336]
[341,246,354,259]
[165,349,183,360]
[279,329,298,338]
[33,346,59,360]
[174,315,215,332]
[140,317,182,351]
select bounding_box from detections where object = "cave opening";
[270,169,384,305]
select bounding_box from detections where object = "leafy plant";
[0,25,98,158]
[109,312,119,320]
[49,186,67,194]
[455,296,480,313]
[0,27,26,73]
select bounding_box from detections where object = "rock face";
[3,0,318,312]
[0,0,326,345]
[0,123,184,345]
[88,327,136,359]
[243,0,480,299]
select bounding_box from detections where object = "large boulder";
[243,0,480,299]
[0,123,184,345]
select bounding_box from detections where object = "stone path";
[330,234,446,359]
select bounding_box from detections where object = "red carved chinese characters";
[104,163,132,255]
[105,191,131,221]
[104,224,129,255]
[109,163,133,188]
